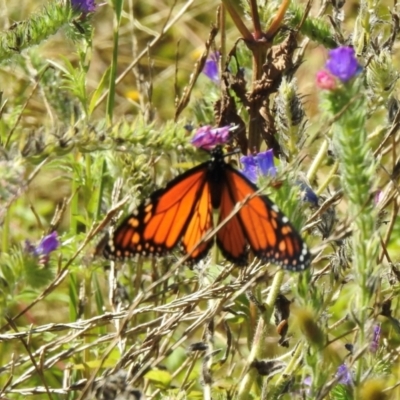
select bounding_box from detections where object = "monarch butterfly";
[99,146,310,271]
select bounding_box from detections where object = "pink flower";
[316,70,336,90]
[191,125,230,150]
[374,190,383,205]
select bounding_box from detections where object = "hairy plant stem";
[326,81,378,391]
[237,269,284,399]
[0,1,72,63]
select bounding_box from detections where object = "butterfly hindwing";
[215,169,248,265]
[181,179,214,262]
[216,165,310,270]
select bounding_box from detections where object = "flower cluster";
[191,125,231,150]
[25,232,60,264]
[191,128,318,206]
[303,363,352,396]
[316,46,361,90]
[336,363,353,385]
[241,151,319,206]
[240,150,276,183]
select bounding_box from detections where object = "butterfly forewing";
[142,166,209,252]
[104,164,209,258]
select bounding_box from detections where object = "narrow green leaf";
[89,66,111,116]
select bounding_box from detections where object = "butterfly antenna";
[224,147,241,158]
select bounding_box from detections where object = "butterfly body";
[101,147,310,271]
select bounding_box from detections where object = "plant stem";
[237,269,284,399]
[106,0,123,124]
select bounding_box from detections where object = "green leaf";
[225,313,246,324]
[144,369,172,388]
[187,391,204,399]
[72,359,117,370]
[89,66,110,116]
[69,272,78,322]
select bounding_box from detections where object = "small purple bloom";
[326,46,360,82]
[256,150,276,177]
[71,0,96,13]
[202,52,220,83]
[303,376,312,387]
[370,324,381,353]
[303,376,312,396]
[36,232,60,256]
[26,232,60,257]
[191,125,230,150]
[241,150,277,182]
[296,181,319,206]
[240,155,258,183]
[336,364,352,385]
[374,190,383,206]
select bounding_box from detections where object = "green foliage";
[0,1,73,63]
[275,78,306,161]
[288,4,337,48]
[0,246,56,316]
[366,50,399,103]
[330,384,354,400]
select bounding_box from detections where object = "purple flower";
[326,47,360,82]
[304,365,352,396]
[303,376,312,396]
[240,150,277,183]
[296,181,319,206]
[374,190,383,206]
[36,232,60,255]
[71,0,96,13]
[191,125,230,150]
[256,150,276,177]
[370,324,381,353]
[203,52,220,83]
[303,376,312,387]
[240,155,258,183]
[336,364,352,385]
[25,232,60,257]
